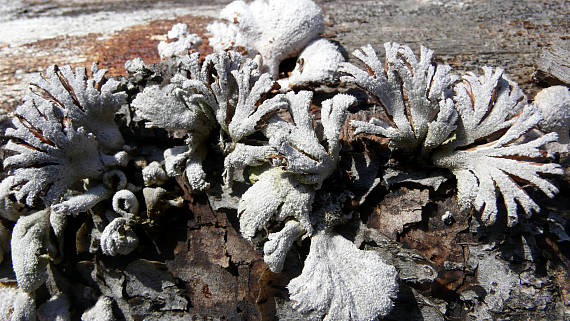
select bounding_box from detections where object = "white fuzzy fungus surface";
[133,51,287,191]
[265,91,355,186]
[0,176,28,221]
[2,64,127,207]
[207,0,324,78]
[284,38,346,88]
[11,209,52,293]
[112,189,140,219]
[534,85,570,144]
[433,68,563,226]
[263,220,304,272]
[142,161,168,186]
[341,43,458,153]
[0,285,36,321]
[100,217,139,256]
[288,231,398,321]
[158,23,202,59]
[238,167,314,240]
[81,296,115,321]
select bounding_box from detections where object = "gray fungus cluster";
[0,0,569,320]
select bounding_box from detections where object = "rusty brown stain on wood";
[92,14,215,76]
[0,14,216,111]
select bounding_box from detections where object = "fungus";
[288,231,398,321]
[111,189,139,219]
[534,85,570,144]
[2,64,127,208]
[142,186,183,217]
[11,209,54,293]
[238,167,314,240]
[432,68,563,226]
[207,0,324,78]
[283,38,346,88]
[344,43,563,227]
[133,51,286,191]
[100,217,139,256]
[0,285,36,321]
[0,176,28,221]
[341,43,458,154]
[238,92,355,261]
[263,220,305,272]
[142,161,168,186]
[158,23,202,59]
[81,296,115,321]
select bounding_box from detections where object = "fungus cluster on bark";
[0,0,567,320]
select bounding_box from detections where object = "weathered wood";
[534,42,570,86]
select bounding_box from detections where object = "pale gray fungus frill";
[238,92,356,244]
[0,176,28,221]
[132,51,287,191]
[112,189,139,219]
[81,296,115,321]
[288,231,398,321]
[341,43,459,154]
[433,67,563,226]
[0,285,36,321]
[0,0,566,318]
[265,91,355,187]
[283,38,346,88]
[238,167,314,240]
[158,23,202,59]
[0,63,140,296]
[344,43,563,227]
[2,64,128,208]
[142,161,168,186]
[10,209,54,293]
